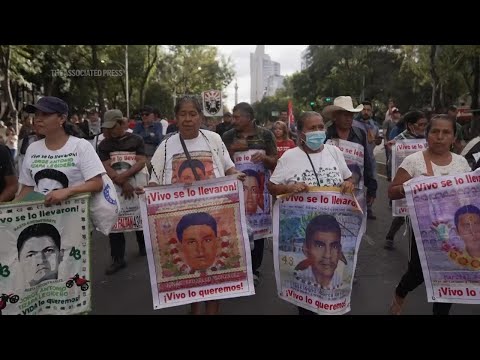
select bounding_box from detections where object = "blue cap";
[25,96,69,115]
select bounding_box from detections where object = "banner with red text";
[392,139,427,216]
[0,195,91,315]
[139,176,254,309]
[405,169,480,304]
[110,151,149,233]
[273,187,366,315]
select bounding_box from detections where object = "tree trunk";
[90,45,105,114]
[0,46,18,131]
[430,45,439,110]
[472,55,480,110]
[139,45,158,107]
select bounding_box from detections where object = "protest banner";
[326,139,364,190]
[392,139,427,216]
[0,194,91,315]
[405,169,480,304]
[110,151,148,232]
[233,149,272,240]
[273,187,366,314]
[139,176,254,309]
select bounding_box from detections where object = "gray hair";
[297,111,322,132]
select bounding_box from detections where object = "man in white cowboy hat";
[323,96,378,216]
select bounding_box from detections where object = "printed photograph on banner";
[234,149,272,240]
[152,206,246,283]
[326,139,364,190]
[274,189,365,314]
[110,151,148,233]
[171,151,215,184]
[391,139,427,216]
[0,195,91,315]
[140,177,254,309]
[405,170,480,304]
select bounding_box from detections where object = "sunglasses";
[142,112,152,116]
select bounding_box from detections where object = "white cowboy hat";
[322,96,363,117]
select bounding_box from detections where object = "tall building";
[250,45,265,104]
[250,45,284,103]
[266,75,285,97]
[301,47,311,70]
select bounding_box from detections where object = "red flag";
[288,100,295,126]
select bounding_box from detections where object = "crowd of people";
[1,93,479,316]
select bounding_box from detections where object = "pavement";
[89,144,480,315]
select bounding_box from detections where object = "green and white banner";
[0,194,91,315]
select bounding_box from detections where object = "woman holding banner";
[146,95,245,315]
[15,97,104,204]
[268,111,354,315]
[384,111,428,250]
[388,114,471,315]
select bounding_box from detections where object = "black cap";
[26,96,68,115]
[141,105,154,114]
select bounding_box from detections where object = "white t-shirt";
[400,151,471,178]
[270,145,352,187]
[296,261,345,290]
[19,136,106,194]
[150,132,234,185]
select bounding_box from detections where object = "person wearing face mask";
[384,111,428,250]
[268,111,354,315]
[323,97,378,212]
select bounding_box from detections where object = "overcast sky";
[215,45,308,111]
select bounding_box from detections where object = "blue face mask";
[303,130,326,151]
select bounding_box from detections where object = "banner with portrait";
[234,149,272,240]
[139,176,254,309]
[405,169,480,304]
[326,139,364,191]
[326,139,367,214]
[273,187,366,315]
[110,151,149,233]
[392,139,427,216]
[0,195,91,315]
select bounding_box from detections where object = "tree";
[159,46,234,98]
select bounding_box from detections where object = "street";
[90,150,480,315]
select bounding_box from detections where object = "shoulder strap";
[304,150,321,186]
[179,135,200,181]
[422,150,434,176]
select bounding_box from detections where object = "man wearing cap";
[323,96,378,216]
[98,109,148,274]
[215,112,233,138]
[133,105,164,160]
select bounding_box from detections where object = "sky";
[215,45,308,111]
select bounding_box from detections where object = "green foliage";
[0,45,235,120]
